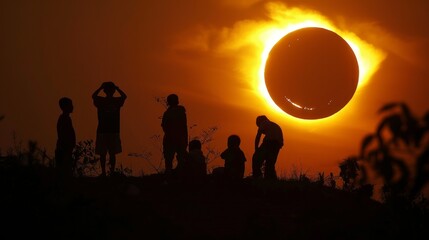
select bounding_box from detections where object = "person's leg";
[252,150,263,178]
[105,133,121,176]
[264,159,277,179]
[65,151,74,179]
[55,149,65,188]
[95,133,108,177]
[163,145,174,174]
[100,154,107,176]
[176,146,187,170]
[109,152,116,174]
[264,142,280,180]
[55,149,63,177]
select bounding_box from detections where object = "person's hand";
[102,81,116,90]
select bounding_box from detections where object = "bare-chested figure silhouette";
[92,82,127,177]
[55,97,76,180]
[253,115,283,179]
[221,135,246,181]
[161,94,188,174]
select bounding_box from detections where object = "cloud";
[356,22,426,68]
[219,0,264,8]
[170,2,387,121]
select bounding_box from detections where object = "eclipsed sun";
[265,27,359,120]
[254,3,385,121]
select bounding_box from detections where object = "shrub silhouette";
[316,172,324,186]
[72,139,132,177]
[339,157,359,190]
[72,140,99,177]
[359,102,429,202]
[5,135,53,167]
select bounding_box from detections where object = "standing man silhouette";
[92,82,127,177]
[161,94,188,175]
[55,97,76,180]
[253,115,283,179]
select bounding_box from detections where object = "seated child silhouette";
[181,139,206,183]
[220,135,246,181]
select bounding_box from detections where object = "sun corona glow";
[180,2,387,124]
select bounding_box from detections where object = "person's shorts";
[95,133,122,155]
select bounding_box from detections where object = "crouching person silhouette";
[252,115,283,180]
[221,135,246,182]
[92,82,127,177]
[180,139,207,184]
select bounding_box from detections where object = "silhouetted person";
[252,115,283,179]
[181,139,206,184]
[55,97,76,180]
[221,135,246,181]
[92,82,127,177]
[161,94,188,175]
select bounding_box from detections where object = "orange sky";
[1,0,429,177]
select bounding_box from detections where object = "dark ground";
[1,163,427,240]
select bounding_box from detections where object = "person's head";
[59,97,73,114]
[102,82,116,97]
[189,139,202,151]
[256,115,269,127]
[227,135,241,148]
[167,94,179,106]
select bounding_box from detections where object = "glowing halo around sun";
[249,3,386,122]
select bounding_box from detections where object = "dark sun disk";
[264,27,359,119]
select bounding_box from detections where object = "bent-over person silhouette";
[252,115,283,179]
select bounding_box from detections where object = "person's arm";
[70,118,76,149]
[220,149,227,159]
[254,130,262,150]
[184,112,188,145]
[240,150,247,162]
[115,85,127,100]
[161,112,166,131]
[92,84,104,100]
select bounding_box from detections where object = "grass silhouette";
[1,158,427,239]
[1,102,428,239]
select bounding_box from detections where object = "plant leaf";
[378,102,401,114]
[361,134,375,157]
